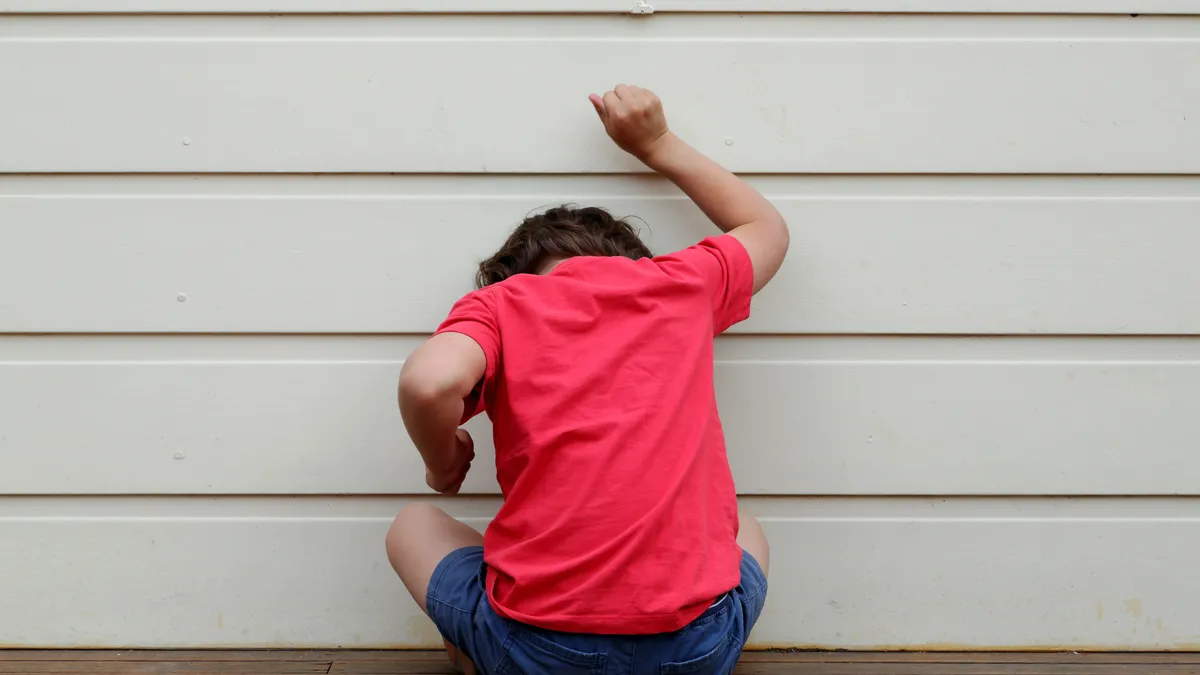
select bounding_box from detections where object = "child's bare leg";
[385,502,482,673]
[386,502,482,612]
[737,509,770,578]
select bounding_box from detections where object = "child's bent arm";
[398,332,485,489]
[590,84,789,294]
[642,132,789,294]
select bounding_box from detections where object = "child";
[386,84,789,674]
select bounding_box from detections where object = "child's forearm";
[641,132,785,235]
[399,387,464,476]
[397,332,485,480]
[587,84,788,289]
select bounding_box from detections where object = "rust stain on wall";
[1124,599,1145,619]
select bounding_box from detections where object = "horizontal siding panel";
[3,1,1198,13]
[3,182,1198,334]
[2,339,1197,495]
[1,16,1197,173]
[3,496,1198,649]
[3,5,1198,652]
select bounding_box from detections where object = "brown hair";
[475,205,653,288]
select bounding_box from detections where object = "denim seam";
[687,594,732,629]
[745,578,769,604]
[512,626,607,665]
[426,546,485,614]
[428,595,476,616]
[660,633,737,674]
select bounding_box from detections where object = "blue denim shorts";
[426,546,767,675]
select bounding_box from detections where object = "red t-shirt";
[433,234,754,634]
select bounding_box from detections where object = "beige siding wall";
[2,3,1198,648]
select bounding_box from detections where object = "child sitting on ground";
[386,84,789,675]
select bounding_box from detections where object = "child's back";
[439,235,752,633]
[387,84,788,675]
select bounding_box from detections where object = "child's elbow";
[774,217,791,257]
[398,360,458,410]
[398,332,487,412]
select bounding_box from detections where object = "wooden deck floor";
[3,650,1200,674]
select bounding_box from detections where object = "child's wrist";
[636,131,677,168]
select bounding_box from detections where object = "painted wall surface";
[1,2,1198,649]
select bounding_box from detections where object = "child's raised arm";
[590,84,789,294]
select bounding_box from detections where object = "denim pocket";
[503,625,608,675]
[658,633,734,674]
[659,596,737,675]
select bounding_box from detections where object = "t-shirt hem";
[488,596,714,635]
[433,324,495,363]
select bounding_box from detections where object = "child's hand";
[589,84,671,161]
[426,429,475,495]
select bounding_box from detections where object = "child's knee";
[737,510,770,576]
[385,502,443,553]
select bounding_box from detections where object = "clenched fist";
[589,84,671,161]
[426,429,474,495]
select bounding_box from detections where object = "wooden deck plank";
[0,651,343,662]
[5,650,1200,674]
[329,659,455,674]
[742,652,1200,663]
[734,666,1200,675]
[7,650,1200,663]
[0,662,331,675]
[324,654,1200,674]
[326,658,1200,674]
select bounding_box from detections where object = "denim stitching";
[687,594,733,629]
[660,632,736,674]
[744,577,769,605]
[427,546,485,614]
[741,551,769,603]
[428,595,476,616]
[512,625,607,665]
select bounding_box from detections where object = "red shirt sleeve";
[654,234,754,334]
[433,289,500,423]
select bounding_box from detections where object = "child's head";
[476,205,652,288]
